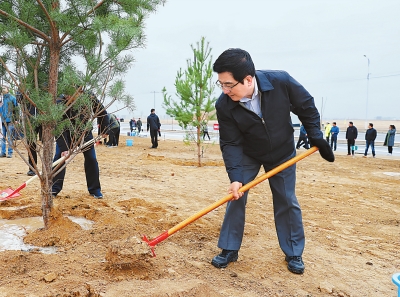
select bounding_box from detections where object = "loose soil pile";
[0,135,399,297]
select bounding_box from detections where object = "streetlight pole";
[363,55,370,129]
[152,91,162,110]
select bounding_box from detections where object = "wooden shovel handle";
[168,146,318,235]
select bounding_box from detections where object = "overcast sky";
[118,0,400,122]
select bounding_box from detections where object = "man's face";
[217,72,254,101]
[2,86,9,94]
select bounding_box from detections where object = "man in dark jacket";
[16,90,42,176]
[106,113,120,147]
[363,123,377,158]
[345,121,358,156]
[147,109,161,148]
[211,48,334,275]
[296,124,309,149]
[52,92,109,199]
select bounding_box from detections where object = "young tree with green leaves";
[0,0,164,228]
[163,37,217,167]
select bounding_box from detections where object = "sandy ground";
[0,135,399,297]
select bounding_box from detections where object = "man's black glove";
[309,138,335,162]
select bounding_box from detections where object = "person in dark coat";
[147,109,161,148]
[384,124,396,155]
[210,48,334,275]
[136,118,142,134]
[296,124,309,149]
[345,121,358,156]
[129,118,136,133]
[52,92,109,199]
[106,113,120,147]
[16,90,42,176]
[363,123,377,158]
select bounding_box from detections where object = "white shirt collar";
[240,78,258,103]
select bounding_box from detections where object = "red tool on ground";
[142,146,319,256]
[0,138,97,201]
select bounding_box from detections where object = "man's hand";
[61,151,69,158]
[309,138,335,162]
[228,181,243,200]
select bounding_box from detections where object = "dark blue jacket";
[56,95,109,152]
[346,126,358,141]
[365,128,377,141]
[147,113,161,131]
[216,70,322,183]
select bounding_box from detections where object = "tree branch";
[0,8,49,42]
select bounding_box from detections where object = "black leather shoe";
[211,249,238,268]
[285,256,305,274]
[27,170,35,176]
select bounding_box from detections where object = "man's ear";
[244,75,253,87]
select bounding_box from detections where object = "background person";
[363,123,377,158]
[296,124,309,149]
[136,118,142,134]
[345,121,358,156]
[129,117,136,133]
[16,90,42,176]
[147,109,161,148]
[211,48,334,275]
[384,124,396,155]
[324,122,331,142]
[106,113,120,147]
[330,122,339,151]
[202,123,210,140]
[0,86,18,158]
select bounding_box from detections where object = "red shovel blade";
[0,188,21,201]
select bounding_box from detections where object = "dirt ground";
[0,135,399,297]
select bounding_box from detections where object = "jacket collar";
[255,70,274,92]
[225,70,274,109]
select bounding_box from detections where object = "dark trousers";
[218,150,304,257]
[296,135,309,149]
[203,131,210,140]
[347,139,355,155]
[388,146,393,154]
[330,135,337,151]
[115,127,120,145]
[28,126,42,171]
[107,127,119,146]
[52,131,101,196]
[150,129,158,148]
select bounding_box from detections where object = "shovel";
[0,138,97,201]
[142,146,318,256]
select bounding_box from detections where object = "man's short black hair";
[151,108,155,113]
[213,48,256,82]
[369,123,373,127]
[349,121,353,125]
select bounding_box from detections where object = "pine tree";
[163,37,217,166]
[0,0,165,228]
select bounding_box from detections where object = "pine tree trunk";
[40,123,55,228]
[41,44,60,229]
[197,126,201,167]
